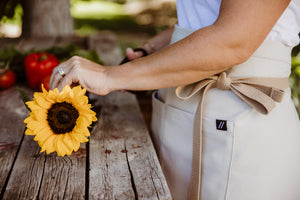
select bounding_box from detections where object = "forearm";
[108,25,235,91]
[107,0,290,92]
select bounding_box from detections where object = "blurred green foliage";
[0,0,21,19]
[71,0,156,35]
[0,0,22,26]
[291,52,300,115]
[70,0,134,5]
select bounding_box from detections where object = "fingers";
[57,72,77,91]
[49,57,78,90]
[49,56,109,95]
[126,48,144,60]
[50,65,65,90]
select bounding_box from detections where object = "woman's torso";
[176,0,300,47]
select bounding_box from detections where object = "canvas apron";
[151,25,300,200]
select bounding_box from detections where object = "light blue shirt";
[176,0,300,47]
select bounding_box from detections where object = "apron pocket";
[151,91,165,158]
[151,90,195,200]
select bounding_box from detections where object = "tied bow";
[175,72,289,200]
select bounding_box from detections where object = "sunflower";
[24,85,97,156]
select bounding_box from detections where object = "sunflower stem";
[17,88,31,111]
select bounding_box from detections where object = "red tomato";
[0,70,16,90]
[39,75,51,92]
[24,52,59,90]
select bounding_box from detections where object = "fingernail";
[135,51,142,56]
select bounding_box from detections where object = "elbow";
[221,38,259,67]
[231,46,254,65]
[210,25,263,67]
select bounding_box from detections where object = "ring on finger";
[58,67,65,77]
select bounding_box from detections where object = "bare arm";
[50,0,291,95]
[109,0,291,91]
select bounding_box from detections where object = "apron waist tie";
[175,72,289,200]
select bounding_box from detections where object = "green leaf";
[45,44,78,61]
[71,49,103,64]
[292,56,300,67]
[17,88,31,111]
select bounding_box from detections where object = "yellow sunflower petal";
[40,135,56,154]
[60,85,73,100]
[48,88,60,100]
[81,127,91,137]
[73,123,90,137]
[80,108,97,122]
[72,96,88,107]
[25,128,35,135]
[33,92,52,109]
[73,85,86,96]
[41,84,48,94]
[34,126,53,145]
[26,120,49,134]
[76,116,91,128]
[56,135,72,156]
[24,115,31,124]
[72,133,89,143]
[66,133,81,152]
[54,136,64,156]
[61,135,75,155]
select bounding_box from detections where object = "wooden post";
[22,0,73,37]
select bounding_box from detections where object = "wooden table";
[0,34,171,200]
[0,87,171,200]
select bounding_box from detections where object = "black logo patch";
[216,119,227,131]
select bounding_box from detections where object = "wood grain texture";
[2,136,86,200]
[2,136,47,200]
[89,92,171,200]
[15,37,57,51]
[38,147,87,200]
[0,36,56,51]
[0,87,86,200]
[0,87,31,194]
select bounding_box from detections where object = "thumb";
[126,48,144,60]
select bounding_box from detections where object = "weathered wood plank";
[89,108,136,200]
[1,87,86,199]
[2,136,87,200]
[38,146,86,200]
[0,37,57,52]
[2,136,46,200]
[0,87,31,195]
[15,37,57,51]
[0,36,88,52]
[89,91,171,200]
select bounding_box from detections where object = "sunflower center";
[47,102,79,134]
[57,110,72,124]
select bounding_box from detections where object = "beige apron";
[151,25,300,200]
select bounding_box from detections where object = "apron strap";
[175,72,289,200]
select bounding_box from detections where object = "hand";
[49,56,111,95]
[119,48,147,64]
[125,48,145,60]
